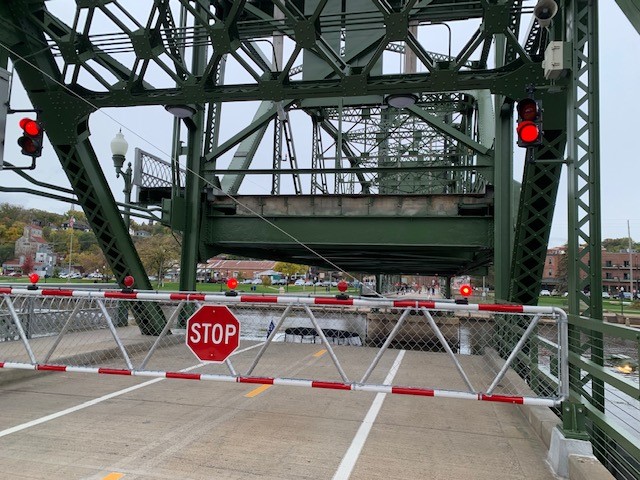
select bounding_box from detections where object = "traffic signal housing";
[516,98,543,148]
[17,116,44,158]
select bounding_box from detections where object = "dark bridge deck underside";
[200,194,494,275]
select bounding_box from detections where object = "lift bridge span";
[1,2,639,478]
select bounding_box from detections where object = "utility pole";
[628,220,634,298]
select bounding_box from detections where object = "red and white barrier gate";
[0,287,568,406]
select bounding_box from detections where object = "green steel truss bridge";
[1,2,640,475]
[2,0,638,303]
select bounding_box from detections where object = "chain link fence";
[0,289,566,405]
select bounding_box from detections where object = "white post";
[628,220,634,297]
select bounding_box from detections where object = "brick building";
[196,258,279,282]
[543,246,639,295]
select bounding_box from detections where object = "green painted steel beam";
[407,104,490,156]
[200,214,492,275]
[218,100,283,194]
[63,63,552,108]
[615,0,640,34]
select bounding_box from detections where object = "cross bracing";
[0,1,596,296]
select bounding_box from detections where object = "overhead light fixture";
[384,93,418,109]
[164,104,197,118]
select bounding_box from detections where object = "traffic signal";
[516,98,543,148]
[17,116,44,158]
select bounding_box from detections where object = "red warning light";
[29,273,39,284]
[459,284,472,297]
[515,98,543,148]
[123,275,135,288]
[17,116,44,157]
[337,280,348,292]
[517,121,540,144]
[23,120,41,136]
[227,278,238,290]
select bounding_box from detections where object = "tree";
[602,237,640,252]
[274,262,308,281]
[556,251,569,293]
[0,243,14,266]
[21,255,34,274]
[136,234,181,284]
[75,247,106,275]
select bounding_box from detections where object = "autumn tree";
[75,247,106,275]
[21,255,34,274]
[136,234,181,284]
[274,262,308,282]
[556,251,569,293]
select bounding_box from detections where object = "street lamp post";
[110,130,132,230]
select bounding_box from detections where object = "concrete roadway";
[0,341,557,480]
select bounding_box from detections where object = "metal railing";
[495,306,640,480]
[567,315,640,480]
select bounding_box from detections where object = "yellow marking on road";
[314,349,327,357]
[245,384,272,398]
[102,473,124,480]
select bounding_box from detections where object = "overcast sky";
[0,3,638,247]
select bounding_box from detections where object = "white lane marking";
[332,350,406,480]
[0,341,265,438]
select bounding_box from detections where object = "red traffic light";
[227,278,238,290]
[123,275,135,288]
[459,284,472,297]
[516,98,543,148]
[517,121,540,143]
[337,280,348,292]
[20,118,41,136]
[17,116,44,158]
[29,273,40,284]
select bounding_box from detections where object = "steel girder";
[0,0,566,295]
[0,3,154,292]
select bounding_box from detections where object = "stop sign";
[186,305,240,362]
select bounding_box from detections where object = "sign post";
[0,68,10,169]
[186,305,240,362]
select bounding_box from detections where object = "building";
[543,246,639,295]
[541,246,566,291]
[602,250,640,295]
[196,258,278,282]
[2,225,57,276]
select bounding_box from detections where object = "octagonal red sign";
[186,305,240,362]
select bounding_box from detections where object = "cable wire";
[0,39,383,296]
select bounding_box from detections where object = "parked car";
[539,289,551,296]
[294,279,305,286]
[251,278,262,285]
[601,291,610,299]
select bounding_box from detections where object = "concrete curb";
[483,348,614,480]
[569,455,615,480]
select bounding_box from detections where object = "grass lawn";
[0,276,358,296]
[537,296,640,315]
